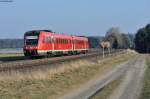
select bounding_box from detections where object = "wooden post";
[103,47,105,58]
[108,47,110,56]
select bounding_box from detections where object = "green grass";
[140,56,150,99]
[0,52,135,99]
[0,53,23,58]
[89,76,123,99]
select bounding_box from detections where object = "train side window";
[47,37,51,43]
[55,39,57,44]
[65,39,66,44]
[62,39,64,44]
[56,39,58,44]
[60,39,61,44]
[63,39,65,44]
[57,39,59,44]
[58,39,60,44]
[67,40,68,44]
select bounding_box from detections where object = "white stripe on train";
[37,49,88,53]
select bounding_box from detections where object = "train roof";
[73,36,88,41]
[25,30,52,34]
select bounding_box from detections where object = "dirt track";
[108,55,146,99]
[60,54,146,99]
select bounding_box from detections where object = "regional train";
[23,30,89,57]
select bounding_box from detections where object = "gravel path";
[59,55,139,99]
[108,55,146,99]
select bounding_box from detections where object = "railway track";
[0,49,125,73]
[0,49,99,63]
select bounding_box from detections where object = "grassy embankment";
[140,55,150,99]
[0,52,135,99]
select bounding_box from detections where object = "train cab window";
[25,32,39,45]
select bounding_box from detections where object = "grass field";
[0,53,23,58]
[140,55,150,99]
[0,52,135,99]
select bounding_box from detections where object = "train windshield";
[25,31,39,45]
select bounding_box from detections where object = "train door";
[73,39,75,51]
[52,34,54,52]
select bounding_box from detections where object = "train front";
[23,31,39,56]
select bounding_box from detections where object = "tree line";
[103,27,134,49]
[0,39,23,49]
[135,24,150,53]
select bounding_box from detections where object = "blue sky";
[0,0,150,38]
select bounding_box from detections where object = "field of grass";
[0,53,23,58]
[140,55,150,99]
[0,52,135,99]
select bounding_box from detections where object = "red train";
[23,30,89,57]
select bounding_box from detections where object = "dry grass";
[140,55,150,99]
[0,51,136,99]
[89,75,124,99]
[0,59,95,81]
